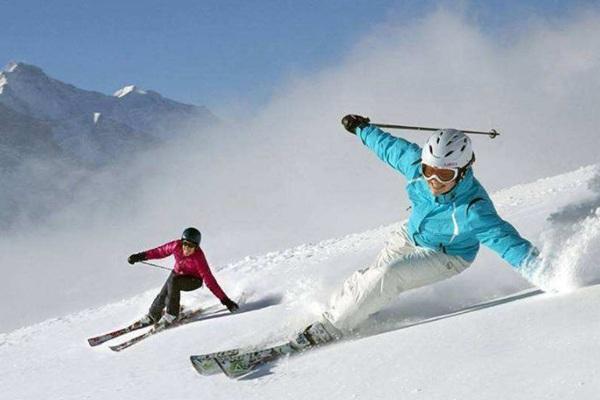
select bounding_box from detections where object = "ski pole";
[140,261,173,272]
[371,123,500,139]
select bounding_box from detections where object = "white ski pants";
[323,224,471,332]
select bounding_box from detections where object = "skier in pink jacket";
[128,227,238,328]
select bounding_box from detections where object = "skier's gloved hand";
[517,248,558,292]
[221,297,239,313]
[341,114,370,135]
[127,252,146,265]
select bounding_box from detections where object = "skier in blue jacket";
[296,114,540,346]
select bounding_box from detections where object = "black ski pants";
[149,272,202,320]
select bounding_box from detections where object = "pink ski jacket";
[144,240,227,301]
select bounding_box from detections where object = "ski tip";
[190,355,223,376]
[87,336,111,347]
[189,355,202,370]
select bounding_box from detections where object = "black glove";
[221,297,239,313]
[341,114,370,134]
[127,252,146,265]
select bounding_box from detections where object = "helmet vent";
[422,130,472,169]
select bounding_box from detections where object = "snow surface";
[113,85,147,98]
[2,165,600,399]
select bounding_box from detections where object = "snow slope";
[2,165,600,399]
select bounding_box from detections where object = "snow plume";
[533,169,600,292]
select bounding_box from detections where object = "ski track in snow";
[2,164,600,399]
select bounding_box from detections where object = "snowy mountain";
[0,61,218,164]
[2,164,599,399]
[109,83,216,141]
[0,101,65,166]
[0,61,219,229]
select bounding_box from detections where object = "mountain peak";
[113,85,147,98]
[4,61,46,76]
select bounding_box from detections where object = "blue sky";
[1,0,596,111]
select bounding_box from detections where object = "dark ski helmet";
[181,227,201,246]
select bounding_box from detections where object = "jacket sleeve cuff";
[514,247,559,292]
[355,124,370,136]
[517,246,540,271]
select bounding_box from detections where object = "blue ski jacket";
[357,124,537,269]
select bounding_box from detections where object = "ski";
[87,305,190,347]
[215,340,305,378]
[88,320,152,347]
[87,319,154,347]
[189,349,245,376]
[191,328,317,378]
[109,305,222,352]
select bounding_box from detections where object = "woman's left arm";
[467,199,538,269]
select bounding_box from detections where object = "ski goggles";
[182,240,198,248]
[421,163,459,183]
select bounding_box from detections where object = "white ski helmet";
[421,129,474,169]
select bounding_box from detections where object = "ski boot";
[139,313,157,326]
[154,313,177,330]
[291,318,343,350]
